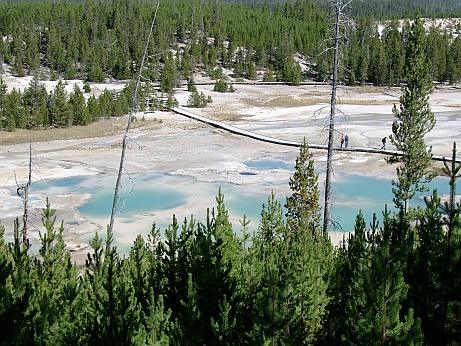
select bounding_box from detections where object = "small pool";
[244,159,293,170]
[34,176,90,190]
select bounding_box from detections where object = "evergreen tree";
[0,79,8,128]
[87,94,100,120]
[69,84,89,126]
[98,89,114,117]
[368,36,388,86]
[49,81,71,127]
[447,36,461,84]
[285,139,321,236]
[426,29,449,83]
[359,215,423,344]
[2,89,25,130]
[160,52,179,94]
[388,18,435,212]
[22,77,48,127]
[26,200,79,343]
[0,218,32,344]
[282,56,302,85]
[383,25,405,86]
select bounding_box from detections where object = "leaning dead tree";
[108,2,160,233]
[15,143,32,245]
[323,0,351,236]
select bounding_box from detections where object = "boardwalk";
[172,107,460,164]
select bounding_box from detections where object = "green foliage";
[187,90,212,108]
[213,78,233,93]
[160,52,179,94]
[69,84,89,125]
[187,78,197,93]
[263,66,276,82]
[286,139,321,236]
[282,57,302,85]
[49,81,71,127]
[83,81,91,93]
[388,18,436,212]
[0,153,461,343]
[166,94,179,110]
[0,1,458,86]
[0,80,138,131]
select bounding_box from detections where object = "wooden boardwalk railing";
[172,106,461,164]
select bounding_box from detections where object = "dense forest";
[1,0,461,131]
[320,0,461,18]
[0,78,153,130]
[226,0,461,18]
[1,0,461,90]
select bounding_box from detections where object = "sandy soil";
[1,81,461,262]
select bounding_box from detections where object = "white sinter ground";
[1,69,461,262]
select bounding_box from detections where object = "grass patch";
[0,117,162,145]
[243,95,390,108]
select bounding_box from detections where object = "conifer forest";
[0,0,461,345]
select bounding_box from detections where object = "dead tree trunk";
[323,0,343,236]
[108,2,160,233]
[22,142,32,245]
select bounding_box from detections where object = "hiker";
[340,133,344,149]
[344,134,349,148]
[381,136,387,150]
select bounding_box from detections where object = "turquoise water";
[244,159,293,170]
[34,176,90,191]
[331,174,449,230]
[34,173,451,234]
[79,187,187,217]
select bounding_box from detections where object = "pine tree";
[132,294,173,345]
[87,95,99,120]
[1,218,32,344]
[368,36,388,86]
[160,52,178,94]
[388,17,435,212]
[383,25,405,86]
[412,191,445,345]
[69,84,89,125]
[98,89,114,117]
[360,215,423,344]
[0,79,9,130]
[285,139,321,237]
[50,81,71,127]
[447,35,461,84]
[25,200,79,343]
[24,30,40,74]
[321,212,370,345]
[2,89,25,130]
[23,77,48,127]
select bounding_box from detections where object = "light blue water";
[244,159,293,170]
[331,174,449,230]
[33,173,451,234]
[79,188,187,217]
[34,176,90,190]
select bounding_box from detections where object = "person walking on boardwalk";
[344,134,349,148]
[340,133,344,149]
[381,136,387,150]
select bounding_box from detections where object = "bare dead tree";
[14,143,33,246]
[108,2,160,233]
[323,0,352,236]
[22,142,32,245]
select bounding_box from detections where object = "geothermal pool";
[29,159,450,251]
